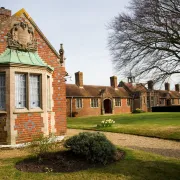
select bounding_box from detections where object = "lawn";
[67,112,180,140]
[0,147,179,180]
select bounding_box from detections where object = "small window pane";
[0,73,5,110]
[76,98,82,108]
[91,98,98,107]
[115,98,121,106]
[47,76,51,109]
[30,75,40,108]
[15,74,26,108]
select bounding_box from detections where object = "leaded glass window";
[91,98,98,107]
[30,75,40,108]
[15,74,26,108]
[0,73,5,110]
[115,98,121,106]
[76,98,82,108]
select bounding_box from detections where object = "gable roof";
[155,90,180,98]
[0,8,60,59]
[66,84,131,98]
[119,81,147,93]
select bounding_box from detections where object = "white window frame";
[0,73,6,110]
[15,73,27,109]
[115,98,121,107]
[127,99,131,106]
[76,98,83,108]
[30,74,41,108]
[91,98,98,108]
[47,75,51,110]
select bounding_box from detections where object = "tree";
[108,0,180,82]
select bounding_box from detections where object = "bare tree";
[108,0,180,82]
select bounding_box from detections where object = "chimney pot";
[110,76,117,89]
[165,82,170,91]
[148,80,153,90]
[75,71,83,87]
[175,84,180,92]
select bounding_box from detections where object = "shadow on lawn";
[127,146,180,159]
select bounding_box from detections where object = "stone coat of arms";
[7,21,37,51]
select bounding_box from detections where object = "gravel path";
[67,129,180,159]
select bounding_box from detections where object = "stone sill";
[13,108,44,114]
[0,111,7,114]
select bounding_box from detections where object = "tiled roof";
[66,84,131,98]
[122,82,147,92]
[155,90,180,98]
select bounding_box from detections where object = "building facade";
[119,79,180,112]
[66,72,132,117]
[0,7,66,145]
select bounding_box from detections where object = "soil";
[15,150,125,173]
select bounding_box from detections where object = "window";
[15,74,26,108]
[151,97,154,107]
[127,99,131,106]
[0,73,5,110]
[76,98,82,108]
[171,99,175,105]
[147,97,150,108]
[91,98,98,107]
[30,75,40,108]
[159,99,164,105]
[115,98,121,106]
[47,76,51,109]
[179,99,180,104]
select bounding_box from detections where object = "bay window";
[0,73,5,110]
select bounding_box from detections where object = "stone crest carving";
[7,22,37,51]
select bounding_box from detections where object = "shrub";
[64,132,117,165]
[132,108,145,113]
[28,133,58,156]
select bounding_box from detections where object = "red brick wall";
[0,14,66,144]
[15,113,43,144]
[67,98,131,117]
[35,31,66,135]
[113,99,131,114]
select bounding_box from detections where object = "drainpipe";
[70,96,73,117]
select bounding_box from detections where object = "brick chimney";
[175,84,180,92]
[75,71,83,87]
[110,76,118,89]
[147,80,153,90]
[165,82,170,91]
[0,7,11,22]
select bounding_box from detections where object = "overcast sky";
[2,0,179,89]
[2,0,131,86]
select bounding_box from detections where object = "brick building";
[0,7,66,145]
[66,71,131,117]
[119,78,180,112]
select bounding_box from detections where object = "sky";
[1,0,179,90]
[2,0,131,86]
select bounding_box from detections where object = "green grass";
[67,112,180,140]
[0,148,180,180]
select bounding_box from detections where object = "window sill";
[13,108,44,114]
[0,111,7,114]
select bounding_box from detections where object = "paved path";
[67,129,180,159]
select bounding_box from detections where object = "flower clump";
[97,119,115,128]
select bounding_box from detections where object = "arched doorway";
[103,99,112,114]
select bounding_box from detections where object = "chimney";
[175,84,180,92]
[0,7,11,21]
[165,82,170,91]
[110,76,118,89]
[147,80,153,90]
[75,71,83,87]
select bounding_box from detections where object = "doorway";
[103,99,112,114]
